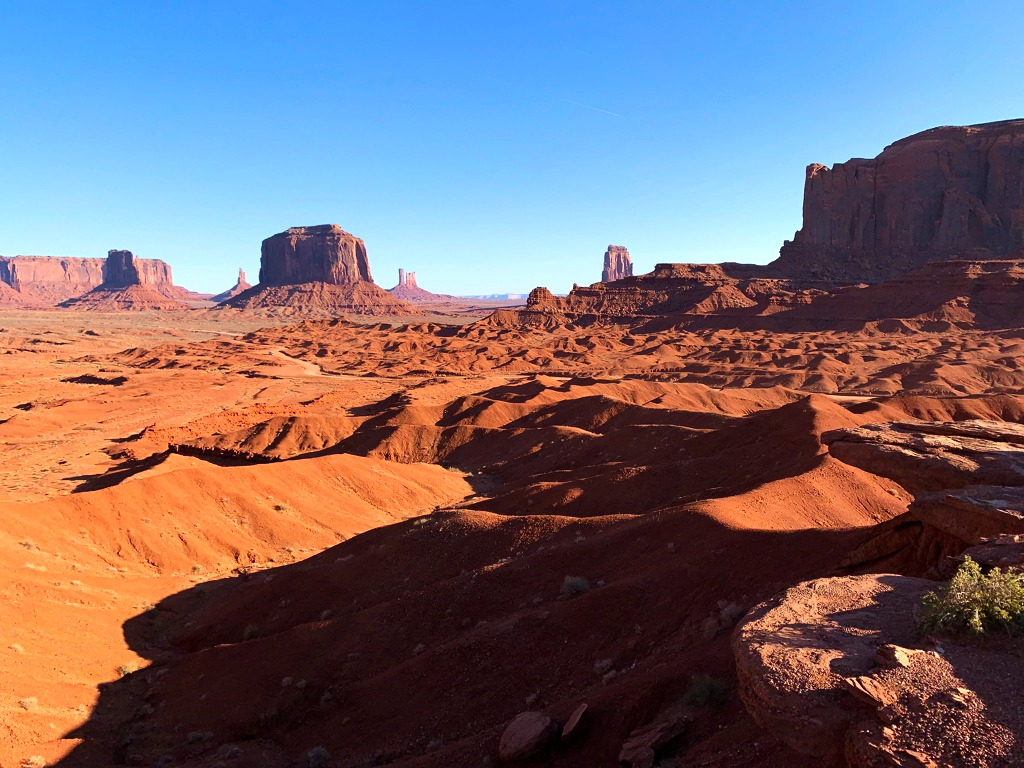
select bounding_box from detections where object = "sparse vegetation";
[921,556,1024,635]
[116,662,139,677]
[681,673,728,708]
[559,575,591,600]
[18,696,39,711]
[306,746,331,767]
[243,623,261,641]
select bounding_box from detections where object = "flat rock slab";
[823,420,1024,494]
[733,574,933,763]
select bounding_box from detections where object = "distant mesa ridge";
[388,267,453,302]
[517,119,1024,329]
[0,251,195,307]
[59,249,191,310]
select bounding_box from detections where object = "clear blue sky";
[2,1,1022,295]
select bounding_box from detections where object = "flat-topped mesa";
[0,252,186,305]
[224,225,413,315]
[102,249,175,287]
[60,249,190,310]
[601,245,633,282]
[259,224,372,286]
[772,118,1024,282]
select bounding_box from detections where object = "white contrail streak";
[562,99,621,117]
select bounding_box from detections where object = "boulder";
[497,711,554,761]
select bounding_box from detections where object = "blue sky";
[2,1,1022,295]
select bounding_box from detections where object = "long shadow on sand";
[52,512,894,768]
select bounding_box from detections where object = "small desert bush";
[921,556,1024,635]
[559,575,591,600]
[681,673,728,708]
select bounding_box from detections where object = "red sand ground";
[1,307,1022,767]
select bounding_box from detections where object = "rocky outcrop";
[773,119,1024,282]
[211,268,252,303]
[601,245,633,282]
[515,265,789,324]
[823,420,1024,496]
[258,225,372,286]
[824,421,1024,577]
[734,571,1024,767]
[60,250,190,311]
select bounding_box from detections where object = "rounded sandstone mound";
[733,573,1024,767]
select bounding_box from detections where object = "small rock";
[498,711,554,761]
[593,658,613,675]
[412,643,426,656]
[875,644,923,669]
[561,703,588,742]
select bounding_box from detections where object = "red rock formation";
[601,245,633,282]
[773,119,1024,281]
[225,225,413,315]
[60,250,190,311]
[387,268,454,302]
[0,252,192,306]
[211,268,252,303]
[258,225,372,286]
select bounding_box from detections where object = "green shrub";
[681,673,728,708]
[559,575,591,600]
[921,556,1024,635]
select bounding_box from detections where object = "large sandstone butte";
[772,118,1024,282]
[259,224,373,286]
[60,250,190,311]
[0,252,190,306]
[601,245,633,282]
[223,225,413,315]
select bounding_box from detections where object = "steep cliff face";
[0,256,106,304]
[601,245,633,282]
[0,252,187,305]
[259,225,373,286]
[224,225,412,315]
[773,119,1024,281]
[59,250,190,310]
[102,249,176,287]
